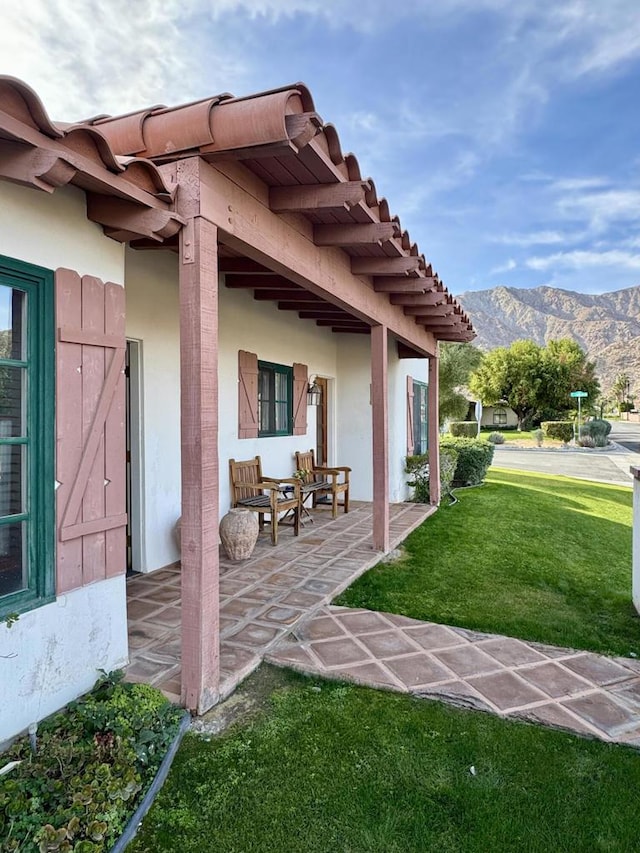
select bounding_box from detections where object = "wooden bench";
[295,449,351,519]
[229,456,301,546]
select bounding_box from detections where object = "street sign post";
[570,391,588,441]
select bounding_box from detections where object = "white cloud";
[557,189,640,233]
[490,259,517,274]
[494,230,567,246]
[526,249,640,271]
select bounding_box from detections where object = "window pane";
[0,368,25,436]
[0,287,26,361]
[0,521,26,596]
[0,443,24,516]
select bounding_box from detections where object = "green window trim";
[0,254,55,619]
[258,360,293,437]
[413,379,428,456]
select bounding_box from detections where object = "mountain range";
[457,284,640,398]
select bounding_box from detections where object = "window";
[413,380,428,455]
[258,361,292,436]
[493,408,507,426]
[0,256,54,617]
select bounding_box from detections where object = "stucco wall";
[124,248,181,571]
[218,284,339,513]
[0,575,128,746]
[0,181,128,746]
[0,182,124,283]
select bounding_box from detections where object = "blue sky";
[2,1,640,296]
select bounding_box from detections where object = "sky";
[1,0,640,297]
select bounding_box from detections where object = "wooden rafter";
[86,195,184,243]
[224,274,300,289]
[313,222,398,247]
[390,292,445,307]
[403,304,454,317]
[373,277,438,293]
[269,180,371,212]
[351,256,421,276]
[253,291,322,302]
[218,258,274,274]
[316,318,368,327]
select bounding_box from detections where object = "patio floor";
[125,500,435,703]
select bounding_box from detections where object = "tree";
[612,373,631,410]
[469,339,599,430]
[438,342,482,426]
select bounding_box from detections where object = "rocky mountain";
[457,284,640,397]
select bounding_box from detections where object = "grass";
[130,667,640,853]
[337,468,639,657]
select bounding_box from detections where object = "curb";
[110,711,191,852]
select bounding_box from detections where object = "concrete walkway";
[268,605,640,747]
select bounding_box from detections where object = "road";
[491,422,639,487]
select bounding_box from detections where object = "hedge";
[440,436,494,486]
[542,421,574,443]
[405,445,459,502]
[580,419,611,447]
[449,421,478,438]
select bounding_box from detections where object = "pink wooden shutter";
[238,350,259,438]
[292,363,308,436]
[407,376,415,455]
[56,270,127,593]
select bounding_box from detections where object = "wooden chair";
[294,449,351,519]
[229,456,301,546]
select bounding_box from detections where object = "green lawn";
[337,468,638,657]
[131,668,640,853]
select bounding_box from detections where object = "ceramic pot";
[219,508,259,561]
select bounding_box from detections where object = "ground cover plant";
[337,468,638,657]
[130,666,640,853]
[0,674,183,852]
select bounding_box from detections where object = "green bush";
[580,419,611,447]
[405,446,459,503]
[449,421,478,438]
[542,421,574,443]
[487,432,505,444]
[440,437,494,486]
[579,435,596,448]
[0,675,183,853]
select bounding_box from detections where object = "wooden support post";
[371,325,389,552]
[428,354,440,506]
[179,216,220,715]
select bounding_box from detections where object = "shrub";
[405,446,459,503]
[449,421,478,438]
[580,419,611,447]
[533,428,544,446]
[579,435,596,448]
[542,421,574,443]
[0,676,183,853]
[440,436,494,486]
[487,432,505,444]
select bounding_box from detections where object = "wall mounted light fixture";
[307,376,321,406]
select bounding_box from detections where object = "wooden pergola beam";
[331,327,371,334]
[253,290,322,302]
[351,256,421,276]
[373,277,438,293]
[224,274,300,289]
[313,222,398,247]
[218,258,274,274]
[298,310,350,319]
[390,292,445,307]
[415,318,458,328]
[270,181,370,212]
[316,318,369,327]
[403,304,455,317]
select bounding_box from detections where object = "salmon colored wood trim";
[195,160,438,355]
[371,325,390,552]
[60,514,128,542]
[428,356,440,506]
[292,362,308,436]
[56,269,83,593]
[238,350,259,439]
[373,277,438,293]
[58,327,124,348]
[178,212,220,715]
[351,256,421,276]
[390,292,445,307]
